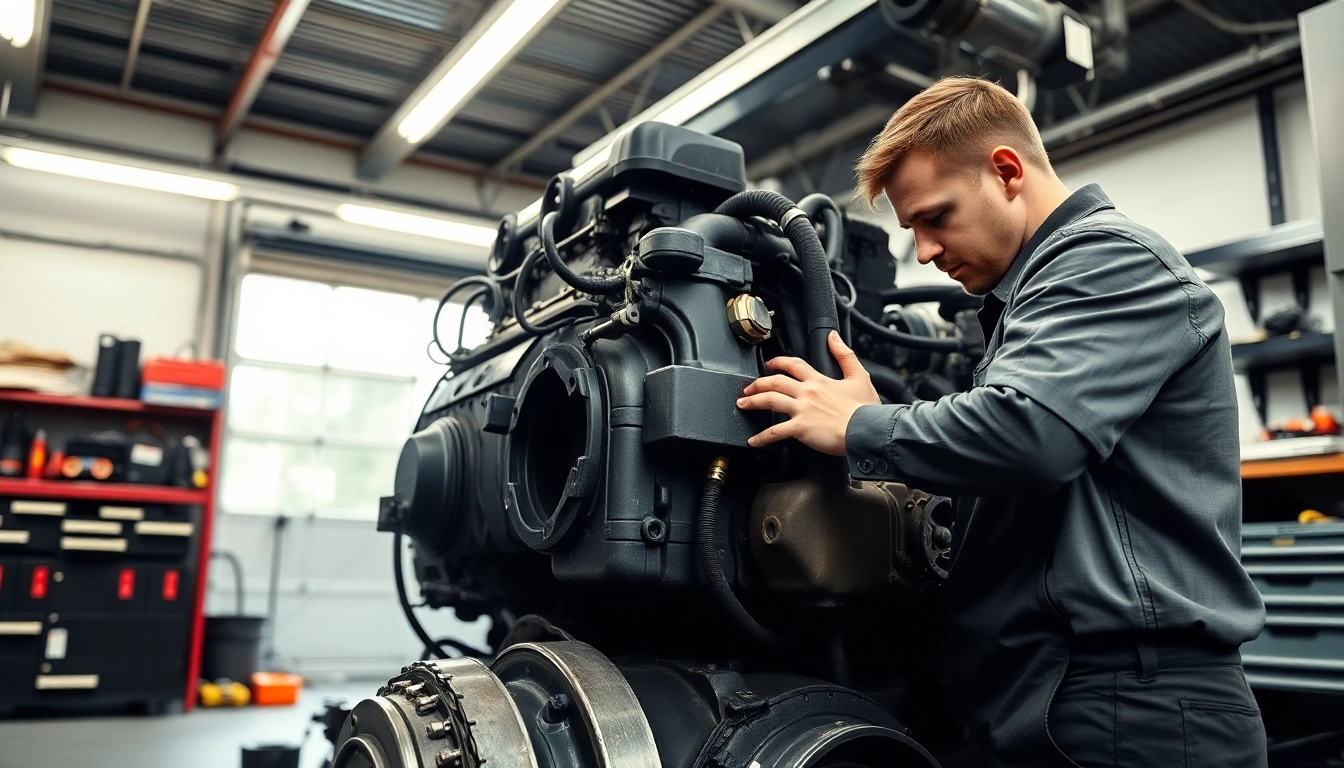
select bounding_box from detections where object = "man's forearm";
[845,385,1090,497]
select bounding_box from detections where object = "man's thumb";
[829,330,865,379]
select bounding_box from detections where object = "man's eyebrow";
[899,197,955,229]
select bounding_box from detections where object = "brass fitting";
[727,294,773,344]
[707,456,730,482]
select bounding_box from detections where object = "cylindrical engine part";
[332,641,941,768]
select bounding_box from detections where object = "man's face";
[884,150,1025,296]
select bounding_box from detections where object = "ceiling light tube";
[335,203,499,246]
[0,0,36,49]
[0,147,241,200]
[396,0,569,143]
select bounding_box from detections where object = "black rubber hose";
[540,211,624,295]
[863,359,918,404]
[512,245,585,336]
[393,530,492,660]
[851,308,965,352]
[434,276,503,358]
[420,637,490,661]
[714,190,840,379]
[211,550,246,616]
[696,458,790,647]
[799,193,844,266]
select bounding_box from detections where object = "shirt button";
[858,459,874,474]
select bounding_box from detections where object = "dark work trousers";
[1047,638,1269,768]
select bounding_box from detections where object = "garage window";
[219,273,488,519]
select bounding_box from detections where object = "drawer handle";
[35,674,99,690]
[0,621,42,636]
[134,521,194,537]
[10,501,65,516]
[98,506,145,521]
[60,536,128,553]
[0,530,31,545]
[61,520,123,535]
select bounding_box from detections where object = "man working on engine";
[736,76,1268,768]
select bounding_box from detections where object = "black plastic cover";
[607,123,746,199]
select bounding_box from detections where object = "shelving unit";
[1187,218,1333,429]
[0,389,222,715]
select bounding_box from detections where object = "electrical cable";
[455,287,489,354]
[1171,0,1297,34]
[211,550,246,616]
[851,307,965,352]
[393,530,492,660]
[432,277,503,358]
[512,245,596,336]
[540,211,624,295]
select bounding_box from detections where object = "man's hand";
[737,331,881,456]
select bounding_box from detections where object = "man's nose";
[914,234,943,265]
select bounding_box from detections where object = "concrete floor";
[0,682,377,768]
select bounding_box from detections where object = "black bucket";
[201,616,267,683]
[241,743,300,768]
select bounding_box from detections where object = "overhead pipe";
[1041,34,1301,148]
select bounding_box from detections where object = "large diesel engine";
[336,123,981,768]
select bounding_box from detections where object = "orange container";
[250,671,303,706]
[141,357,227,390]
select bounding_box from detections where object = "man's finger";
[737,392,798,416]
[742,375,804,398]
[766,356,821,382]
[829,330,867,380]
[747,420,799,448]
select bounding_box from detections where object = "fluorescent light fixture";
[336,203,498,246]
[0,0,36,48]
[0,147,240,200]
[397,0,567,143]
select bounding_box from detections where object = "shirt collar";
[989,183,1114,301]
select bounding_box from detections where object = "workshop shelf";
[0,389,216,418]
[1231,332,1335,373]
[1186,218,1324,275]
[0,477,210,505]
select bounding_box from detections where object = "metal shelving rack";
[1186,216,1331,429]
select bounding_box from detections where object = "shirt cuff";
[846,403,902,480]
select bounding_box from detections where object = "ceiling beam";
[489,3,727,177]
[216,0,312,154]
[718,0,803,24]
[119,0,153,91]
[0,0,52,117]
[745,102,893,180]
[358,0,573,181]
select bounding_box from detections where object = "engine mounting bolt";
[436,748,462,767]
[542,693,572,723]
[426,720,453,739]
[414,695,439,714]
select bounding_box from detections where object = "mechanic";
[737,76,1268,768]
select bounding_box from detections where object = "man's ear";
[989,146,1026,201]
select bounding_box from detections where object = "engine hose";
[512,245,588,336]
[851,307,965,352]
[540,211,624,295]
[696,457,790,647]
[862,359,919,404]
[714,190,840,379]
[393,530,491,660]
[799,193,844,266]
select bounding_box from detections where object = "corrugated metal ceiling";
[41,0,1325,186]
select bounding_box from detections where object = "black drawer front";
[54,616,188,658]
[0,557,14,612]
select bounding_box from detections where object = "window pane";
[220,439,319,515]
[322,374,415,440]
[317,445,400,519]
[227,365,323,436]
[234,275,331,366]
[329,286,421,375]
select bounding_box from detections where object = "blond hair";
[855,76,1050,206]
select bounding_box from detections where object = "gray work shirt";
[846,185,1265,751]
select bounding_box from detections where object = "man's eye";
[927,212,947,227]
